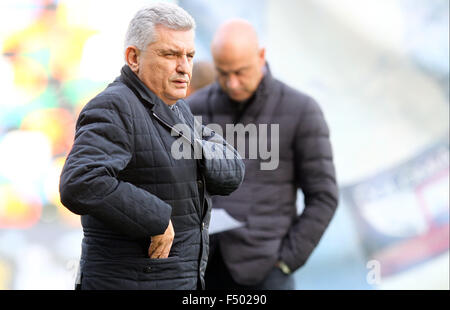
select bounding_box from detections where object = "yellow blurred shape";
[0,185,42,228]
[21,108,75,156]
[10,56,48,97]
[2,2,96,97]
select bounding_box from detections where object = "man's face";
[136,25,195,105]
[213,46,265,102]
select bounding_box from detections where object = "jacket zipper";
[152,112,193,145]
[152,111,206,220]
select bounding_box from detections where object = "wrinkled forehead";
[150,25,195,51]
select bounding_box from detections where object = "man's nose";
[226,74,240,89]
[176,55,190,75]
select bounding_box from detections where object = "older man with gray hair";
[59,3,244,290]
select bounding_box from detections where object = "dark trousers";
[205,236,295,290]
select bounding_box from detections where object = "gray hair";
[124,2,196,52]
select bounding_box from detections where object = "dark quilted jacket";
[59,65,244,290]
[187,65,339,285]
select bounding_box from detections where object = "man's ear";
[258,47,266,67]
[125,46,140,73]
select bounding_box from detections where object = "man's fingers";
[148,220,175,259]
[150,250,163,259]
[148,245,156,258]
[148,239,161,258]
[159,242,172,259]
[153,237,173,258]
[149,245,163,258]
[148,237,173,258]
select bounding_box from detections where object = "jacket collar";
[255,62,274,99]
[120,65,158,107]
[227,63,278,124]
[120,65,183,130]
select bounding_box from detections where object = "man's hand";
[148,220,175,259]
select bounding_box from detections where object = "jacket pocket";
[147,255,180,264]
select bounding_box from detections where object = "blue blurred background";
[0,0,448,289]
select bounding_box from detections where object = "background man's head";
[211,19,266,102]
[124,3,196,105]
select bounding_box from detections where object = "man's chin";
[167,91,187,101]
[225,88,248,101]
[229,94,249,102]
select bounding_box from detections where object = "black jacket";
[59,65,244,290]
[187,66,338,285]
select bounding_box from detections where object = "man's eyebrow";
[157,48,178,54]
[216,65,250,74]
[157,48,196,55]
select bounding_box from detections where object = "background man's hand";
[148,220,175,258]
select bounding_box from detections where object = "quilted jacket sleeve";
[194,119,245,196]
[59,94,172,238]
[279,97,339,271]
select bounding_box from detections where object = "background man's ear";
[125,46,140,73]
[258,47,266,66]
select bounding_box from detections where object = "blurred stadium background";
[0,0,448,289]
